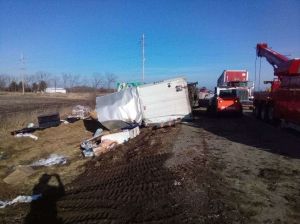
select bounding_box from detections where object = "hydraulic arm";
[256,43,300,77]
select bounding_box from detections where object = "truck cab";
[208,87,243,115]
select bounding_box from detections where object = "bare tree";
[92,73,104,91]
[24,74,37,88]
[35,71,51,83]
[62,73,71,88]
[69,74,81,88]
[0,74,9,90]
[105,73,117,90]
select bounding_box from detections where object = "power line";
[20,52,26,95]
[254,55,257,91]
[141,34,145,82]
[258,57,262,91]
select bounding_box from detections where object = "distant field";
[0,92,94,115]
[0,92,101,132]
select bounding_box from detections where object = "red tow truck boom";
[254,43,300,126]
[256,43,300,76]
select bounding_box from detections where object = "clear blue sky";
[1,0,300,89]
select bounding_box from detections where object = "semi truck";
[217,70,254,108]
[253,43,300,126]
[217,70,248,86]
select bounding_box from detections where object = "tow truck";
[253,43,300,126]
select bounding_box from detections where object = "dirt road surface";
[1,111,300,224]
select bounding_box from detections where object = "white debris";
[60,119,69,124]
[101,132,130,144]
[101,127,140,144]
[174,180,182,186]
[31,154,67,167]
[27,123,35,128]
[0,194,41,209]
[71,105,91,119]
[93,128,103,137]
[15,133,38,140]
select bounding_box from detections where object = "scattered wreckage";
[1,77,192,208]
[10,106,92,138]
[9,77,192,159]
[81,77,192,157]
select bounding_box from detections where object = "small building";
[45,87,67,94]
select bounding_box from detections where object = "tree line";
[0,71,118,93]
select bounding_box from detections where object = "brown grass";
[0,92,99,199]
[0,120,93,198]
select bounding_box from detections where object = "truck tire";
[267,105,274,123]
[254,104,261,119]
[267,105,279,125]
[260,104,267,121]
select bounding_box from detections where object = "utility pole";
[141,34,145,82]
[20,52,25,95]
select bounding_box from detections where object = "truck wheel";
[267,106,279,125]
[260,104,267,121]
[254,105,261,118]
[267,106,274,123]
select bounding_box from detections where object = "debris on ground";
[0,151,8,160]
[81,148,94,157]
[80,128,108,157]
[30,154,67,167]
[89,110,98,120]
[101,126,140,144]
[80,126,140,157]
[11,127,39,135]
[11,113,61,136]
[174,180,182,186]
[70,105,91,119]
[27,123,35,128]
[60,119,69,124]
[3,166,36,185]
[93,139,118,157]
[93,128,103,137]
[38,112,61,128]
[15,133,38,140]
[66,116,81,123]
[0,194,41,209]
[150,118,181,129]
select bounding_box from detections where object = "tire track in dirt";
[24,126,186,224]
[57,153,186,223]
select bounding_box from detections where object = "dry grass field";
[0,92,96,199]
[0,92,95,132]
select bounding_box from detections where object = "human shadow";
[24,173,65,224]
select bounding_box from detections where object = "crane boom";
[256,43,300,76]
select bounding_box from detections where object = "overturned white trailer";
[95,77,192,129]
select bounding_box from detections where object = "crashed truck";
[95,77,192,129]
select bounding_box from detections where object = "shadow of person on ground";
[24,173,65,224]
